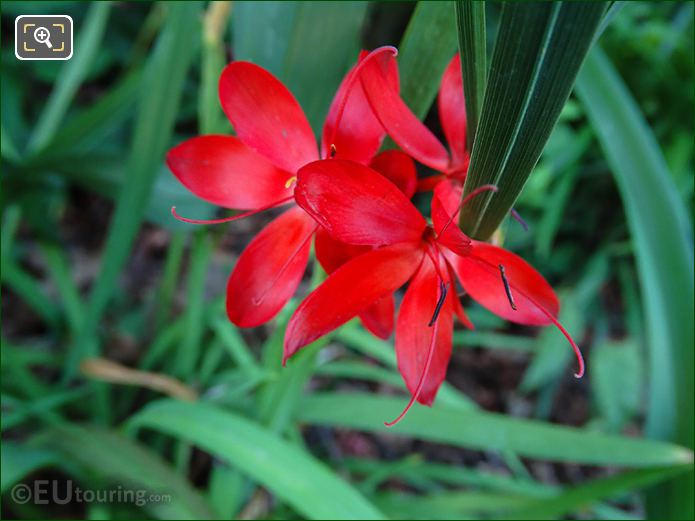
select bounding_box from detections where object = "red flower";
[285,159,584,424]
[360,51,471,195]
[167,47,412,329]
[314,149,417,339]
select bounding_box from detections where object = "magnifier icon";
[34,26,53,49]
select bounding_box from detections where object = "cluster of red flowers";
[167,46,584,424]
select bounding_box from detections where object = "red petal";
[370,150,417,199]
[360,52,450,172]
[438,54,468,168]
[284,243,424,362]
[315,228,395,340]
[359,297,395,340]
[431,191,472,258]
[416,174,446,193]
[314,227,370,274]
[295,159,426,247]
[434,178,463,215]
[219,62,318,173]
[227,207,315,327]
[448,241,559,325]
[167,135,292,210]
[449,242,584,377]
[321,50,398,164]
[395,258,454,408]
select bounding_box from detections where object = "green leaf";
[501,465,693,520]
[297,392,693,467]
[376,491,530,520]
[576,45,694,519]
[127,399,385,520]
[397,1,458,119]
[1,442,60,492]
[232,1,368,131]
[459,2,607,239]
[455,0,486,149]
[590,339,643,432]
[68,2,202,380]
[35,69,142,160]
[40,424,215,519]
[175,231,212,378]
[27,2,112,154]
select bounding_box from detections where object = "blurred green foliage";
[1,1,693,520]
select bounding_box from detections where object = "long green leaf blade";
[397,1,458,119]
[68,2,201,379]
[297,393,693,467]
[460,2,607,239]
[27,2,112,154]
[41,424,215,519]
[127,399,385,520]
[455,0,486,149]
[576,45,694,520]
[502,465,693,520]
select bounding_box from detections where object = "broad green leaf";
[27,2,112,154]
[453,330,536,351]
[344,457,555,498]
[297,392,693,467]
[1,442,60,492]
[69,2,202,381]
[455,0,486,149]
[459,2,607,239]
[38,424,215,519]
[397,1,458,119]
[335,325,476,410]
[232,1,368,131]
[590,339,643,432]
[376,491,530,520]
[576,45,694,519]
[34,69,142,160]
[127,399,385,520]
[501,465,693,520]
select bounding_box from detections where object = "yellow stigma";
[284,176,298,189]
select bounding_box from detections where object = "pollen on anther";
[285,176,298,188]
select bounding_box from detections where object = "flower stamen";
[510,208,529,232]
[428,280,449,327]
[171,196,294,225]
[498,264,517,311]
[285,176,298,188]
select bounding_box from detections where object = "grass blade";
[455,0,486,149]
[459,2,607,239]
[576,45,694,519]
[298,392,693,467]
[69,2,202,380]
[27,2,112,154]
[40,424,215,519]
[1,442,60,493]
[396,1,458,119]
[127,399,385,520]
[501,465,693,520]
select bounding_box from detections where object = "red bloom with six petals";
[167,47,411,330]
[286,159,584,424]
